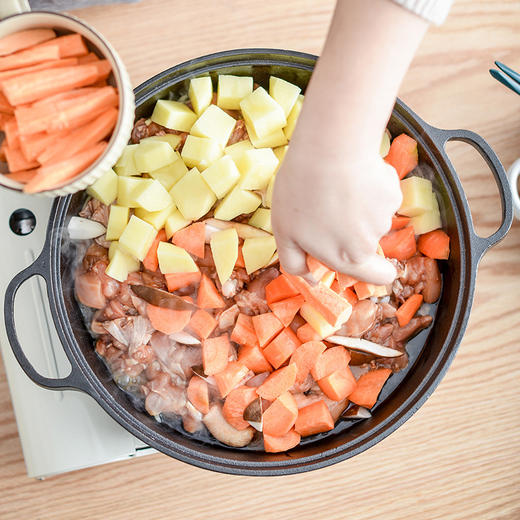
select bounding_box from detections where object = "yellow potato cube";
[224,139,253,163]
[269,76,301,117]
[210,228,239,284]
[134,140,177,173]
[157,242,198,274]
[248,208,272,233]
[86,168,118,205]
[242,235,277,274]
[117,177,153,208]
[105,249,131,282]
[283,94,303,140]
[148,154,188,190]
[190,104,237,147]
[201,155,241,198]
[399,176,435,217]
[140,134,182,150]
[150,99,197,132]
[135,202,176,230]
[181,135,223,170]
[238,148,279,190]
[164,209,191,239]
[273,145,288,164]
[246,122,288,149]
[169,167,217,220]
[108,242,140,271]
[217,74,253,110]
[411,192,441,234]
[106,204,129,241]
[189,76,213,115]
[264,173,276,208]
[380,130,391,158]
[213,186,261,221]
[114,144,139,176]
[300,303,340,338]
[239,87,286,139]
[133,179,173,212]
[118,215,158,261]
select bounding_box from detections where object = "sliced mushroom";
[341,405,372,420]
[203,405,255,447]
[191,364,216,386]
[218,304,240,330]
[326,336,402,358]
[203,218,271,240]
[328,398,349,422]
[243,397,263,431]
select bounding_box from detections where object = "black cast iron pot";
[3,49,513,476]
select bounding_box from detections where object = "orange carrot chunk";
[353,281,376,300]
[379,226,417,261]
[268,294,305,327]
[189,309,217,340]
[38,33,88,58]
[311,346,351,381]
[331,281,358,305]
[290,341,327,383]
[202,334,231,376]
[294,400,335,437]
[296,323,322,343]
[306,255,333,281]
[391,215,411,230]
[265,274,299,304]
[264,428,301,453]
[263,391,298,436]
[348,368,392,408]
[396,293,423,327]
[256,363,297,400]
[231,313,259,348]
[235,246,245,268]
[187,376,210,415]
[164,271,201,292]
[263,327,301,369]
[147,303,192,335]
[336,272,358,290]
[418,229,450,260]
[0,57,79,86]
[252,312,284,348]
[213,361,250,398]
[78,52,99,64]
[3,117,19,148]
[237,343,273,373]
[0,43,60,72]
[4,145,39,172]
[3,169,38,184]
[384,133,419,179]
[0,91,14,114]
[318,367,357,401]
[222,386,258,430]
[172,222,206,258]
[197,274,225,309]
[0,29,56,56]
[142,229,166,272]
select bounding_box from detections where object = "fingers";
[276,238,310,277]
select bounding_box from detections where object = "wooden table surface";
[1,1,519,519]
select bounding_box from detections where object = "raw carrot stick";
[262,391,298,436]
[37,106,118,165]
[231,313,259,348]
[256,363,297,400]
[318,367,357,401]
[197,274,225,309]
[391,215,411,230]
[311,346,351,380]
[263,429,301,453]
[142,229,166,271]
[38,34,88,58]
[290,341,326,383]
[263,327,301,369]
[3,169,38,184]
[348,368,392,408]
[23,141,106,193]
[268,295,305,327]
[0,57,78,86]
[189,309,217,340]
[202,334,231,376]
[296,323,322,343]
[91,59,111,80]
[265,274,299,304]
[19,131,61,162]
[252,312,284,348]
[78,52,100,64]
[3,117,19,148]
[353,281,376,300]
[0,29,56,56]
[379,227,417,260]
[213,361,250,398]
[164,271,201,292]
[237,343,273,373]
[306,255,333,281]
[0,43,60,72]
[172,222,206,258]
[146,303,192,335]
[187,376,210,415]
[294,400,335,437]
[396,293,423,327]
[0,91,14,114]
[3,64,99,105]
[222,386,258,430]
[4,146,39,172]
[418,229,450,260]
[0,139,6,161]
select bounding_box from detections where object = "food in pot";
[74,74,450,452]
[0,29,118,192]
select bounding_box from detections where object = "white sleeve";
[391,0,453,25]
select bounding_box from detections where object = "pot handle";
[4,250,91,392]
[428,127,513,260]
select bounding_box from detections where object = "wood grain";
[1,0,520,519]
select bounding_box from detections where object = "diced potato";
[108,242,140,270]
[114,144,139,176]
[273,145,288,164]
[201,155,241,198]
[190,104,237,147]
[118,215,158,261]
[157,241,198,273]
[300,303,340,338]
[213,186,261,221]
[380,130,391,158]
[372,285,389,298]
[242,235,277,274]
[264,173,276,208]
[269,76,301,117]
[224,139,253,163]
[133,179,173,212]
[399,176,435,217]
[135,202,176,230]
[134,140,177,173]
[240,87,286,139]
[140,134,182,150]
[117,177,153,208]
[105,249,131,282]
[169,167,217,220]
[106,204,129,241]
[189,76,213,115]
[217,75,253,110]
[246,122,288,149]
[150,99,197,132]
[181,135,223,170]
[148,154,188,190]
[248,208,272,233]
[411,192,441,234]
[86,168,118,205]
[238,148,279,190]
[164,209,191,239]
[283,94,303,140]
[210,228,239,284]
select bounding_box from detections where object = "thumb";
[276,238,309,278]
[337,255,397,286]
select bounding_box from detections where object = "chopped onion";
[169,331,200,345]
[67,216,106,240]
[326,336,402,358]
